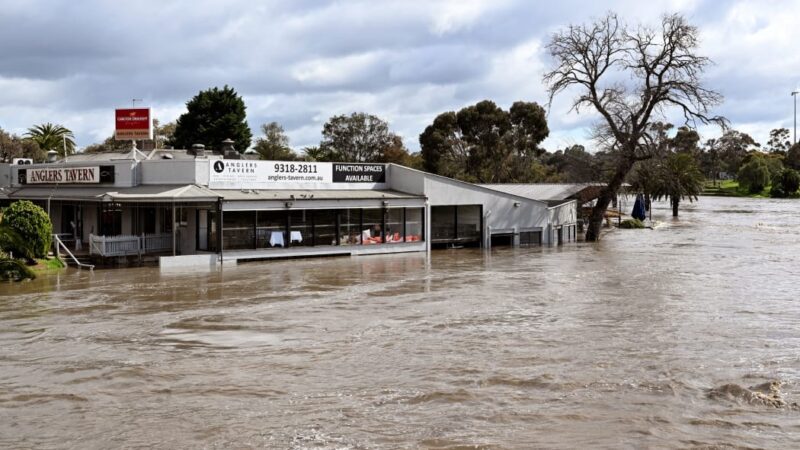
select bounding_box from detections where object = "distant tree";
[713,130,760,174]
[766,128,791,154]
[419,100,548,183]
[671,126,701,155]
[543,12,725,241]
[737,157,770,194]
[153,119,176,148]
[785,142,800,170]
[171,85,252,152]
[254,122,297,161]
[0,128,44,162]
[769,168,800,198]
[83,136,130,154]
[652,153,705,217]
[25,123,75,157]
[319,113,399,162]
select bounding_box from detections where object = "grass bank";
[702,180,771,198]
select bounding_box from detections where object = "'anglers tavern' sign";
[18,166,115,185]
[209,160,387,190]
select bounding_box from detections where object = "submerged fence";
[89,233,172,257]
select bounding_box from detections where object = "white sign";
[23,166,100,184]
[209,160,387,190]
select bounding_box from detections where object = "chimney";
[221,138,240,159]
[47,150,58,163]
[192,143,205,158]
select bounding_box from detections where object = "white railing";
[143,233,172,253]
[53,234,94,270]
[89,233,173,257]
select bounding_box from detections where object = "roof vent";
[191,143,205,158]
[221,138,240,159]
[161,153,174,160]
[46,150,58,163]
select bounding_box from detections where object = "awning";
[6,184,221,203]
[213,189,425,201]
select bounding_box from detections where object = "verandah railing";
[89,233,173,257]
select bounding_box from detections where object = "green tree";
[153,119,176,148]
[419,100,548,183]
[0,200,52,261]
[25,123,75,157]
[767,128,791,154]
[544,13,725,241]
[83,135,130,154]
[319,112,400,162]
[737,157,770,194]
[785,142,800,170]
[171,85,252,152]
[713,130,760,174]
[652,153,705,217]
[0,127,44,162]
[254,122,297,161]
[770,168,800,198]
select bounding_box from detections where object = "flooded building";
[0,149,577,267]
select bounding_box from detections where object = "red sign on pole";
[115,108,152,140]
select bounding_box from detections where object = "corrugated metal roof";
[215,189,423,201]
[479,183,603,201]
[6,184,221,202]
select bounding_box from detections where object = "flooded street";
[1,196,799,449]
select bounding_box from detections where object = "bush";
[770,168,800,198]
[0,257,35,281]
[619,218,645,229]
[737,158,770,194]
[0,200,52,259]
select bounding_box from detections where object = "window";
[405,208,424,242]
[289,210,312,247]
[313,209,338,246]
[385,208,404,243]
[223,211,256,250]
[519,231,542,247]
[457,205,481,241]
[362,209,383,244]
[339,209,361,246]
[431,206,455,241]
[256,210,286,248]
[99,203,122,236]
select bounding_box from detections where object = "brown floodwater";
[1,196,799,449]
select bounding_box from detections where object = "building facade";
[0,150,577,267]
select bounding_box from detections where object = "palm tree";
[25,123,75,157]
[653,152,705,217]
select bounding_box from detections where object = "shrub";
[737,158,770,194]
[0,200,52,259]
[619,218,645,229]
[770,168,800,198]
[0,258,36,281]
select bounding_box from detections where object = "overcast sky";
[1,0,798,152]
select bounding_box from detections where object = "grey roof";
[215,189,424,201]
[479,183,604,201]
[6,184,221,202]
[64,149,223,162]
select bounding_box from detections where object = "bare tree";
[544,12,726,241]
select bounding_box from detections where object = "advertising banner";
[209,160,387,190]
[115,108,152,140]
[20,166,100,184]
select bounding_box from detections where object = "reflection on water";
[1,197,800,448]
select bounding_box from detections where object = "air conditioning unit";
[12,158,33,165]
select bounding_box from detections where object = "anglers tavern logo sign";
[18,166,115,185]
[209,160,386,190]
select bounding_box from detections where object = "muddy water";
[1,196,800,449]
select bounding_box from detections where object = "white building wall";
[140,160,201,185]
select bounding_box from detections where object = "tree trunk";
[585,158,635,241]
[672,197,679,217]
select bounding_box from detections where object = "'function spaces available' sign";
[209,160,387,190]
[115,108,152,140]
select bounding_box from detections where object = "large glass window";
[289,210,312,247]
[99,203,122,236]
[362,208,383,244]
[457,205,481,242]
[256,210,286,248]
[431,206,455,241]
[313,209,338,246]
[339,209,361,246]
[406,208,424,242]
[386,208,404,244]
[520,231,542,247]
[223,211,256,250]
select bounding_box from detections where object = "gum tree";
[544,13,726,241]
